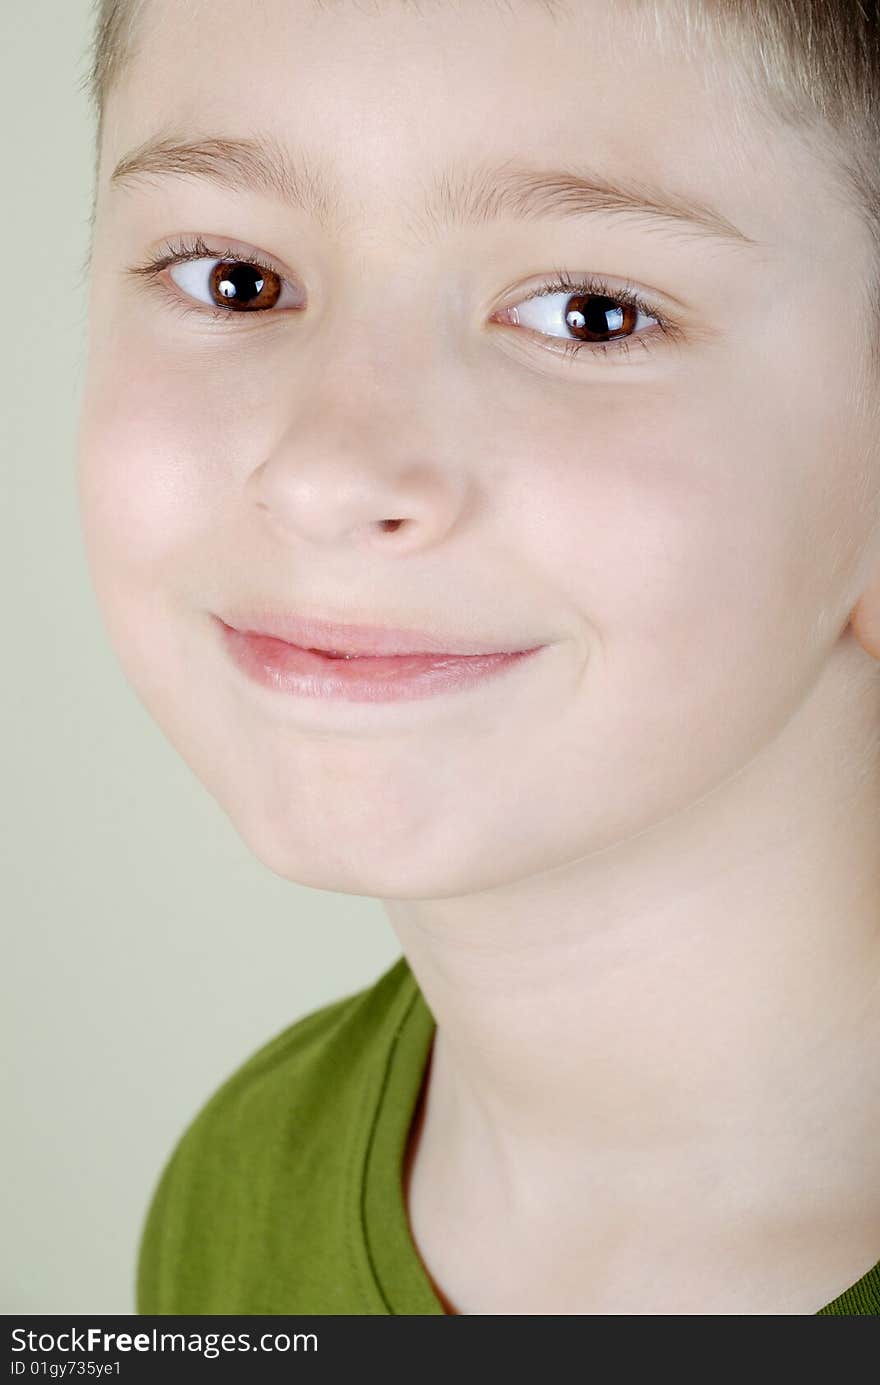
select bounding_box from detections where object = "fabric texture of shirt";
[136,952,880,1315]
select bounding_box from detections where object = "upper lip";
[216,610,547,657]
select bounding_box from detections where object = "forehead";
[101,0,857,267]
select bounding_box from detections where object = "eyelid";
[497,265,683,320]
[128,233,293,281]
[126,233,303,320]
[489,267,685,364]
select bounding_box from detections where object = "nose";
[247,317,471,553]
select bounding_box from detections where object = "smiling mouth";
[217,619,549,704]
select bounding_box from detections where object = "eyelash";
[515,267,678,363]
[127,235,679,364]
[127,235,286,323]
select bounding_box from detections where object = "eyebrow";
[109,131,760,250]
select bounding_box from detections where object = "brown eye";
[561,292,639,344]
[167,255,291,313]
[498,276,661,356]
[207,259,283,312]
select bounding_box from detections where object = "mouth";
[214,615,548,704]
[216,608,543,658]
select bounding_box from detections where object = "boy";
[77,0,880,1313]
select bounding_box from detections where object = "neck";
[384,637,880,1226]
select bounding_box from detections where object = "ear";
[849,561,880,660]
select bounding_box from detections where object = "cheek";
[75,350,240,713]
[76,354,235,601]
[518,358,854,654]
[507,397,767,636]
[504,382,846,792]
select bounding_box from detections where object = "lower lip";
[217,621,545,703]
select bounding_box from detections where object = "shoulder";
[136,952,416,1313]
[175,952,412,1143]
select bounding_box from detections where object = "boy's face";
[77,0,879,897]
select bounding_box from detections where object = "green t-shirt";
[136,953,880,1315]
